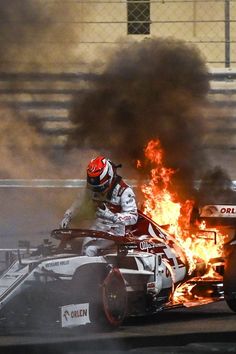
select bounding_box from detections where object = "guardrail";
[0,179,138,188]
[0,179,235,191]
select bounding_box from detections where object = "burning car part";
[137,139,235,305]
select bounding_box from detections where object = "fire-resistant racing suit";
[61,176,138,256]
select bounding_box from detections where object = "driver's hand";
[60,212,72,229]
[96,204,116,222]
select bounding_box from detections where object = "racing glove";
[60,211,72,229]
[96,204,117,223]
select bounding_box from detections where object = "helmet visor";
[87,175,110,193]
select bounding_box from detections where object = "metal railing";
[0,179,138,188]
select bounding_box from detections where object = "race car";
[0,209,234,329]
[191,203,236,314]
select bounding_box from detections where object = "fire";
[136,159,142,169]
[141,140,180,227]
[139,139,226,275]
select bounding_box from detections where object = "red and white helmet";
[87,156,114,193]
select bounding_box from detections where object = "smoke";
[68,38,210,200]
[0,0,86,71]
[0,0,101,243]
[197,166,236,205]
[0,105,98,246]
[0,105,52,178]
[0,105,97,179]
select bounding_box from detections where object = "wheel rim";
[102,268,127,326]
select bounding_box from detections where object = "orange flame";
[136,159,142,169]
[141,140,179,226]
[139,139,226,276]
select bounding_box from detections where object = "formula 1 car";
[0,209,234,329]
[191,203,236,313]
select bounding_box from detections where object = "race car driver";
[60,156,138,256]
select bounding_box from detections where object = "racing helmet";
[87,156,115,193]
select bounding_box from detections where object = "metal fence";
[0,0,235,71]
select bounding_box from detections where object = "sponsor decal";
[220,207,236,215]
[45,260,70,268]
[139,240,163,251]
[126,196,134,204]
[200,205,236,218]
[147,281,160,294]
[59,230,73,234]
[61,303,90,327]
[147,282,155,289]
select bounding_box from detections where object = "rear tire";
[226,299,236,312]
[224,244,236,313]
[102,268,127,327]
[71,264,127,327]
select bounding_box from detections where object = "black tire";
[71,263,109,324]
[102,268,127,327]
[71,263,127,327]
[224,244,236,313]
[226,299,236,312]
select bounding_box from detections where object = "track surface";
[0,300,236,353]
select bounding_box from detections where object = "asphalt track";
[0,300,236,354]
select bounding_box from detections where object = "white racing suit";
[60,177,138,256]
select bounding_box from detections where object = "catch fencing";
[0,0,236,71]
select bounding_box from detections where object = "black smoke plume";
[197,166,236,205]
[69,38,210,200]
[0,0,85,71]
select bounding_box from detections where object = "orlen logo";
[63,308,88,321]
[220,207,236,214]
[200,205,236,218]
[61,303,90,327]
